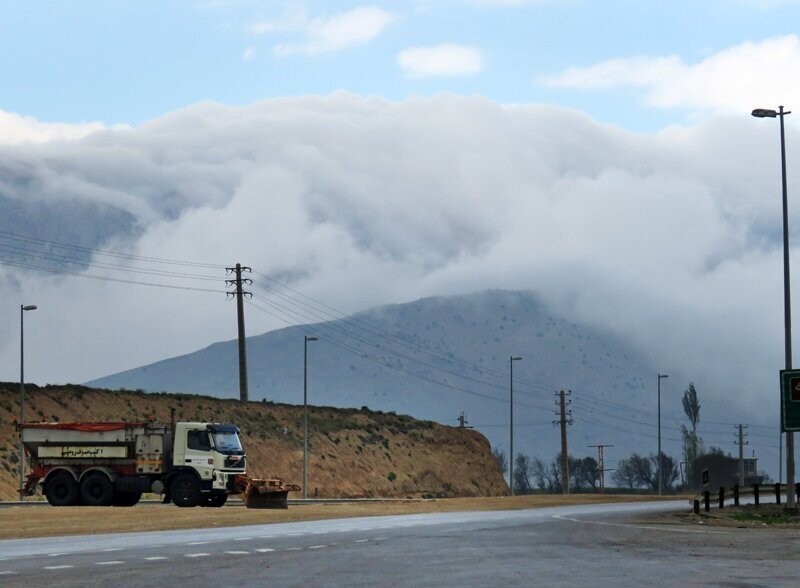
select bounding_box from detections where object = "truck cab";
[169,422,246,507]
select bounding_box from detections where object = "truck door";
[184,428,214,480]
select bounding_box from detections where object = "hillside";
[0,384,507,502]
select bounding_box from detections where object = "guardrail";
[691,483,800,514]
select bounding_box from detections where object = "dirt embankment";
[0,384,507,501]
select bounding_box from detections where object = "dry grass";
[0,494,670,540]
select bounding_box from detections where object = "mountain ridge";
[88,290,685,467]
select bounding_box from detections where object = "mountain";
[88,290,685,469]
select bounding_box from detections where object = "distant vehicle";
[19,420,298,508]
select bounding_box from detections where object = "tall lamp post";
[657,373,669,496]
[303,335,318,500]
[509,355,522,496]
[19,304,37,500]
[752,105,794,509]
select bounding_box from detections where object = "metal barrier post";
[733,484,739,507]
[718,487,725,509]
[693,499,700,514]
[703,490,710,512]
[754,483,760,506]
[775,482,781,505]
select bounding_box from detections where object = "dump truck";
[19,420,300,508]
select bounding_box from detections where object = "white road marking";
[143,556,168,561]
[0,571,19,575]
[187,541,209,545]
[308,545,327,549]
[234,537,251,542]
[44,565,74,570]
[101,548,123,552]
[258,535,275,539]
[185,553,210,558]
[48,553,65,557]
[96,561,125,566]
[312,531,327,534]
[551,513,732,534]
[255,548,275,553]
[224,551,249,555]
[354,539,369,543]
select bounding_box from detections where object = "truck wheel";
[202,493,228,507]
[45,471,79,506]
[112,490,142,507]
[80,472,114,506]
[171,473,201,507]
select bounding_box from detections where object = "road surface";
[0,501,795,586]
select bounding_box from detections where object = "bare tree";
[611,457,638,489]
[572,456,599,491]
[652,452,679,490]
[513,453,532,493]
[531,457,554,491]
[492,446,508,476]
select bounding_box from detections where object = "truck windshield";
[212,432,243,454]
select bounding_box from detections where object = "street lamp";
[752,105,795,509]
[19,304,37,500]
[509,355,522,496]
[657,373,669,496]
[303,335,318,500]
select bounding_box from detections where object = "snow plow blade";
[234,475,301,509]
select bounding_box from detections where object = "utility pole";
[588,444,614,494]
[226,263,252,402]
[456,412,473,429]
[735,424,749,486]
[554,390,573,494]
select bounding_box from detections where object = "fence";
[692,483,800,514]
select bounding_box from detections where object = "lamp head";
[22,305,37,311]
[752,108,777,118]
[510,356,522,361]
[305,336,319,342]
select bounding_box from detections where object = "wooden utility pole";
[226,263,252,402]
[588,444,614,493]
[735,424,749,486]
[554,390,573,494]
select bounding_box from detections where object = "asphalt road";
[1,501,797,586]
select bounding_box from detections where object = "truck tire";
[45,471,80,507]
[112,490,142,507]
[202,493,228,507]
[171,473,201,507]
[80,472,114,506]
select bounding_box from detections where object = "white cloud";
[398,44,485,77]
[0,94,792,427]
[273,6,395,56]
[0,110,111,145]
[540,35,800,115]
[242,46,256,61]
[249,8,308,35]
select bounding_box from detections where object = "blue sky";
[2,0,799,131]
